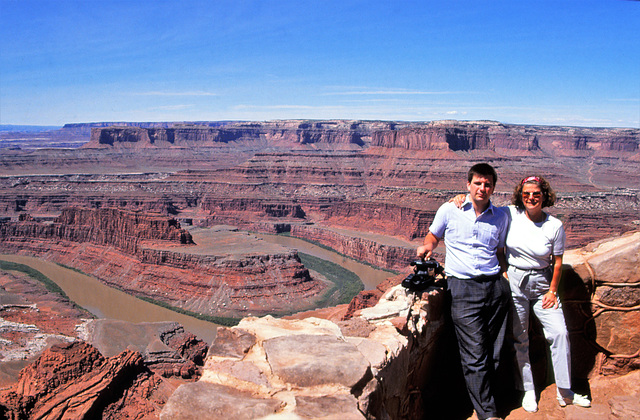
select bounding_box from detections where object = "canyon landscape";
[1,119,639,419]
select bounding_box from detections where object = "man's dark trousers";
[447,274,510,420]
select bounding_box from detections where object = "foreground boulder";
[3,231,638,418]
[563,230,640,377]
[161,284,448,419]
[0,341,175,420]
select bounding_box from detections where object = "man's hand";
[416,245,432,259]
[417,232,440,260]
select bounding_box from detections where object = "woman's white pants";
[508,266,572,391]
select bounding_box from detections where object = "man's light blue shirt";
[429,197,508,279]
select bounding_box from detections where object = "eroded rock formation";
[83,120,384,149]
[0,341,174,420]
[0,208,326,318]
[158,232,640,419]
[83,120,640,157]
[1,207,192,255]
[2,120,639,254]
[2,231,639,418]
[0,268,88,386]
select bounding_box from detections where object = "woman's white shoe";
[522,390,538,412]
[572,393,591,408]
[557,388,591,408]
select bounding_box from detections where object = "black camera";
[401,259,444,292]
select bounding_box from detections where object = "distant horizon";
[3,116,640,132]
[2,1,639,128]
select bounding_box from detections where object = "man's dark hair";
[468,163,497,185]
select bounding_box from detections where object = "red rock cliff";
[0,207,193,254]
[85,120,640,155]
[84,120,387,149]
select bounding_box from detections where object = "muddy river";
[0,254,220,344]
[256,233,395,290]
[0,237,394,344]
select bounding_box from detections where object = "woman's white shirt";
[504,205,565,270]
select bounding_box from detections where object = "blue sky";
[1,0,639,127]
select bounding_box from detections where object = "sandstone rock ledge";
[563,230,640,376]
[160,284,446,420]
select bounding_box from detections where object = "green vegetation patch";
[276,232,398,274]
[0,260,69,298]
[298,252,364,307]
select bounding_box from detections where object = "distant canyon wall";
[83,120,394,149]
[289,225,416,271]
[201,197,431,239]
[372,122,640,153]
[2,119,639,268]
[85,120,640,154]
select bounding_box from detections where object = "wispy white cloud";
[322,89,476,96]
[234,104,345,111]
[150,104,194,111]
[130,91,218,97]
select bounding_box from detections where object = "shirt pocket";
[476,222,499,249]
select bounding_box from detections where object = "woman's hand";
[448,194,466,208]
[542,291,559,309]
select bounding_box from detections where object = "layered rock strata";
[0,208,325,318]
[2,231,639,418]
[83,120,390,149]
[0,341,175,419]
[0,263,209,385]
[2,119,640,253]
[0,268,87,386]
[77,320,209,379]
[289,224,416,271]
[1,207,193,255]
[159,232,640,419]
[83,120,640,156]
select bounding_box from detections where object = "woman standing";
[505,175,590,412]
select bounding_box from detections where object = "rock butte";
[0,119,639,418]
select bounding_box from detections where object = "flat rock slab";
[208,327,256,359]
[81,319,180,358]
[263,334,370,388]
[609,394,640,419]
[160,381,282,420]
[206,359,270,388]
[294,394,365,419]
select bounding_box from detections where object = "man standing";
[417,163,509,420]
